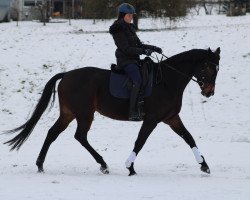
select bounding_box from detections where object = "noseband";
[196,61,219,87]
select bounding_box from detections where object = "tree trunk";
[133,14,139,30]
[202,1,209,15]
[133,2,141,30]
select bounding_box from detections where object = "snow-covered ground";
[1,13,250,200]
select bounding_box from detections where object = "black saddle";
[109,57,154,99]
[110,57,154,88]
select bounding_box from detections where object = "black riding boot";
[129,83,144,121]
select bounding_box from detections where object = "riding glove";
[144,49,154,56]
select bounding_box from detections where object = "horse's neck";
[162,49,207,80]
[161,59,196,91]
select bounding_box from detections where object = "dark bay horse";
[4,48,220,176]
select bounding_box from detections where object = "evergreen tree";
[112,0,187,29]
[83,0,188,29]
[83,0,115,19]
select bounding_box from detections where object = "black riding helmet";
[118,3,136,14]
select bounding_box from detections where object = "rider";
[109,3,162,121]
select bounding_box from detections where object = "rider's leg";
[123,63,142,121]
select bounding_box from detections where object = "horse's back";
[65,67,109,80]
[59,67,109,87]
[57,67,110,104]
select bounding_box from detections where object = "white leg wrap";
[125,152,137,168]
[192,147,204,164]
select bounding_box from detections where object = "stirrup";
[129,111,144,121]
[137,96,145,118]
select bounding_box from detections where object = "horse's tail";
[3,73,65,151]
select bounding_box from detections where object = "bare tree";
[11,0,20,26]
[36,1,50,26]
[68,6,72,25]
[185,0,202,15]
[218,0,223,14]
[202,0,209,14]
[201,0,219,15]
[193,2,203,15]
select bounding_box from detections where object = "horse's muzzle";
[201,84,215,98]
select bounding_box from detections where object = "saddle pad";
[109,71,153,99]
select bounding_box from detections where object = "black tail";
[3,73,65,151]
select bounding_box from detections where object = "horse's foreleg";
[125,120,158,176]
[74,115,109,174]
[36,114,73,172]
[164,115,210,174]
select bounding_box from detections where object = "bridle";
[194,60,219,88]
[151,53,219,88]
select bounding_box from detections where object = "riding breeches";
[123,63,142,85]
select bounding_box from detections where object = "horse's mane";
[165,49,209,65]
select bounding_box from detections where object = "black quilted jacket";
[109,19,155,67]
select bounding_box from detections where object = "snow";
[1,14,250,200]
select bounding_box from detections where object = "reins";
[150,53,204,87]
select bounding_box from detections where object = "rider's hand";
[153,46,163,54]
[144,49,154,56]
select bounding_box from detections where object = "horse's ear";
[215,47,221,55]
[208,48,212,53]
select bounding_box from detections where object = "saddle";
[109,57,154,99]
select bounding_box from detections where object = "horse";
[3,47,221,176]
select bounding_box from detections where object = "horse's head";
[194,47,220,98]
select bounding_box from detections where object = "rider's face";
[124,14,133,23]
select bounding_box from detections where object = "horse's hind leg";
[74,114,109,174]
[164,115,210,174]
[36,113,73,172]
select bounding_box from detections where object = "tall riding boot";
[129,83,142,121]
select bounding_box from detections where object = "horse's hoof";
[36,159,44,173]
[201,165,210,174]
[200,157,210,174]
[37,167,44,173]
[127,163,137,176]
[100,165,109,174]
[128,171,137,176]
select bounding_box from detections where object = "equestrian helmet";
[118,3,136,14]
